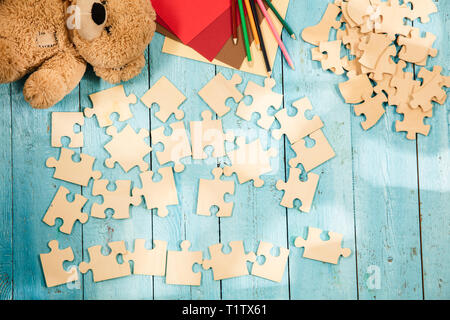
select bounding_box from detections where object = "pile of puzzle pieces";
[41,71,341,287]
[40,226,351,287]
[302,0,449,139]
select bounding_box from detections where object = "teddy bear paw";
[23,69,68,109]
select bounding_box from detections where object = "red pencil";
[231,0,238,45]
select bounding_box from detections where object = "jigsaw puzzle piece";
[251,241,289,283]
[166,240,202,286]
[236,78,283,130]
[42,186,88,235]
[132,167,179,217]
[104,124,151,173]
[84,85,136,128]
[224,137,277,188]
[339,72,373,104]
[272,97,324,144]
[294,227,351,264]
[398,28,438,66]
[374,0,413,40]
[360,44,397,81]
[40,240,78,288]
[46,148,102,186]
[358,33,392,69]
[196,167,235,217]
[202,241,256,280]
[91,179,141,220]
[190,110,234,160]
[79,241,131,282]
[124,239,167,276]
[151,121,192,172]
[405,0,437,23]
[353,92,387,130]
[289,129,336,172]
[198,73,243,117]
[276,168,320,213]
[51,112,84,148]
[141,76,186,123]
[301,3,341,45]
[410,65,449,112]
[390,61,420,107]
[317,40,348,75]
[395,103,432,140]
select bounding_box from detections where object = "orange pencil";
[243,0,261,50]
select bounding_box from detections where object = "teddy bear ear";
[67,0,107,41]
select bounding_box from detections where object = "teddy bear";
[0,0,156,109]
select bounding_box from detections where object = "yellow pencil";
[243,0,261,50]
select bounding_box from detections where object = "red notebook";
[152,0,234,61]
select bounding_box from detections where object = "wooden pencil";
[250,0,271,75]
[237,0,252,62]
[255,0,294,69]
[231,0,238,45]
[243,0,261,50]
[263,0,296,39]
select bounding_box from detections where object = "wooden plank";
[351,21,423,300]
[416,0,450,300]
[11,79,83,299]
[80,50,153,299]
[284,1,357,299]
[215,53,289,298]
[149,34,221,299]
[0,84,12,300]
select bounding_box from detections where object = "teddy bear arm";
[23,51,87,109]
[93,54,146,84]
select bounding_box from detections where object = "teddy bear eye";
[101,0,107,5]
[105,26,112,35]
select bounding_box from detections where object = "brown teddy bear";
[0,0,156,109]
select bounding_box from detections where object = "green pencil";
[237,0,252,62]
[263,0,296,40]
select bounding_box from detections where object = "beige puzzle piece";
[398,28,437,66]
[301,3,341,46]
[141,76,186,123]
[91,179,141,220]
[166,240,202,286]
[346,0,372,27]
[410,65,449,112]
[339,72,373,104]
[372,73,395,99]
[317,40,348,75]
[79,241,131,282]
[202,241,256,280]
[374,0,412,40]
[360,44,397,81]
[196,167,235,217]
[43,186,88,235]
[198,73,243,117]
[40,240,78,288]
[151,121,192,172]
[340,1,358,28]
[51,112,84,148]
[251,241,289,283]
[224,137,277,188]
[132,166,179,217]
[84,85,136,128]
[395,103,432,140]
[390,61,419,107]
[124,239,167,276]
[358,33,391,69]
[276,168,319,213]
[46,148,102,186]
[353,92,387,130]
[405,0,437,23]
[289,129,336,172]
[337,23,364,57]
[190,110,234,160]
[236,78,283,130]
[272,97,324,144]
[104,124,151,173]
[294,227,352,264]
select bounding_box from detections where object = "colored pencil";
[237,0,252,62]
[250,0,271,76]
[243,0,261,50]
[255,0,295,69]
[263,0,296,39]
[231,0,238,45]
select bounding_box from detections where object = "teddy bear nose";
[91,2,106,26]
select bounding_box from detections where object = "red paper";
[152,0,234,61]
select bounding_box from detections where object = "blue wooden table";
[0,0,448,300]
